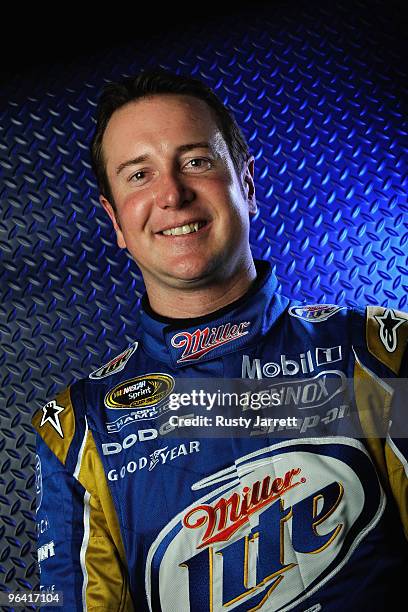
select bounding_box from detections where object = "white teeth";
[162,222,203,236]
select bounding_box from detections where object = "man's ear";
[99,195,126,249]
[243,156,257,214]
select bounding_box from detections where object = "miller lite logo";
[171,321,250,363]
[289,304,344,323]
[89,342,138,379]
[146,439,384,611]
[183,468,304,549]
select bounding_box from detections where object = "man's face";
[100,94,256,290]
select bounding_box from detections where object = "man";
[32,69,408,611]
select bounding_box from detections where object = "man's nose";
[154,172,194,209]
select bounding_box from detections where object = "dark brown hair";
[90,68,251,208]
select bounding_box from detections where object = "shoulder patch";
[31,387,75,465]
[288,304,344,323]
[89,341,138,380]
[366,307,408,374]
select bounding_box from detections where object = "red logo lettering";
[171,321,250,363]
[183,468,303,547]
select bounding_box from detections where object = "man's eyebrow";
[177,141,211,154]
[116,155,148,176]
[115,142,212,176]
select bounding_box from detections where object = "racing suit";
[32,259,408,611]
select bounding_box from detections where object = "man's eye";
[129,170,146,182]
[184,158,212,172]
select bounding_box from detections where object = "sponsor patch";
[242,345,342,378]
[89,342,138,380]
[171,321,250,363]
[39,400,65,438]
[242,370,347,411]
[106,441,200,481]
[183,465,304,548]
[105,400,173,432]
[37,516,50,535]
[104,373,175,410]
[102,428,158,455]
[35,454,43,512]
[147,439,383,611]
[251,404,349,435]
[37,541,55,563]
[374,309,406,353]
[289,304,344,323]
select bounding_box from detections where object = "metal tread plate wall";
[0,0,406,605]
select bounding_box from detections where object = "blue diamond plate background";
[0,0,407,607]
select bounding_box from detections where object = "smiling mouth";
[160,221,207,236]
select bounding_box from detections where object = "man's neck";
[144,260,257,319]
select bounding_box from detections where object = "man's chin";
[160,258,221,288]
[167,268,215,288]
